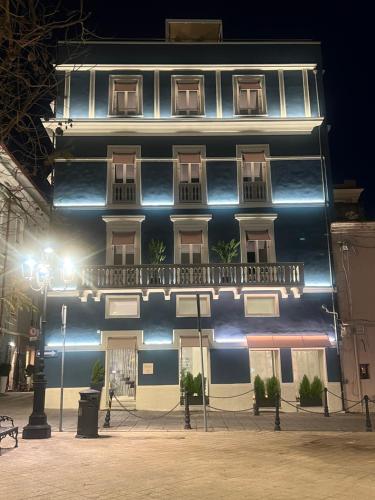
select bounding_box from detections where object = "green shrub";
[211,239,240,263]
[148,239,166,264]
[0,363,11,377]
[193,373,204,396]
[91,360,105,385]
[181,370,195,395]
[266,376,280,400]
[299,375,311,400]
[310,376,323,399]
[254,374,266,401]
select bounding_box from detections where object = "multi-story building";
[43,20,342,411]
[331,182,375,406]
[0,146,50,390]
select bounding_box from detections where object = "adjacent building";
[42,20,342,411]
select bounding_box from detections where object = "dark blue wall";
[280,348,294,383]
[271,160,324,203]
[284,71,305,117]
[325,348,341,382]
[142,163,173,205]
[45,351,105,388]
[210,349,250,384]
[70,72,90,118]
[138,350,179,385]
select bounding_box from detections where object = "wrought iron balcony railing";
[80,262,304,289]
[178,182,202,203]
[112,183,136,203]
[243,180,267,202]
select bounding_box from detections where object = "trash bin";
[76,389,100,438]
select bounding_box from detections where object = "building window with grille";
[109,77,142,116]
[112,232,136,265]
[241,152,267,202]
[178,153,202,203]
[234,76,266,116]
[173,77,204,116]
[111,153,137,204]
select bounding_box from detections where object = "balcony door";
[112,153,136,204]
[178,153,202,203]
[179,230,205,285]
[242,152,267,202]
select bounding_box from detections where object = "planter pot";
[180,394,209,406]
[300,396,322,407]
[255,397,279,408]
[0,376,8,394]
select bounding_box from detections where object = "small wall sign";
[143,363,154,375]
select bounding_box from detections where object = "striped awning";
[246,334,333,349]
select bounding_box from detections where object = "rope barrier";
[208,388,254,399]
[325,389,361,404]
[207,404,253,413]
[112,394,180,420]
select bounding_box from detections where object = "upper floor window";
[111,153,137,204]
[178,153,202,203]
[172,76,204,116]
[246,230,270,263]
[103,215,145,266]
[242,152,267,202]
[180,231,203,264]
[109,76,142,116]
[234,76,266,116]
[112,232,135,265]
[235,214,277,265]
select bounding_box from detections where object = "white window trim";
[171,75,205,117]
[244,293,280,317]
[106,145,141,206]
[170,215,211,264]
[235,213,277,263]
[236,144,272,204]
[172,145,207,205]
[105,294,140,319]
[108,75,143,117]
[176,294,211,318]
[102,215,145,265]
[232,74,267,117]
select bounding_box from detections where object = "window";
[234,76,266,115]
[105,295,140,318]
[360,364,370,380]
[111,153,137,204]
[109,77,142,116]
[112,232,135,265]
[176,294,211,317]
[180,231,202,264]
[236,213,277,265]
[172,76,204,115]
[250,350,279,380]
[178,153,202,203]
[292,349,323,383]
[244,294,279,317]
[171,215,211,265]
[246,230,270,263]
[241,152,267,202]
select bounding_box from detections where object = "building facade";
[0,146,50,390]
[331,183,375,406]
[43,21,342,411]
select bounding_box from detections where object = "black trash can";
[76,389,100,438]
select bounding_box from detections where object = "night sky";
[64,1,372,214]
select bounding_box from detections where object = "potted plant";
[266,375,281,406]
[25,364,35,391]
[299,375,323,407]
[211,239,240,283]
[180,370,208,405]
[254,374,280,407]
[0,363,11,394]
[148,239,166,284]
[90,360,105,394]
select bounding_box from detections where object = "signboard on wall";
[142,363,154,375]
[28,327,40,341]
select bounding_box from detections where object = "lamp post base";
[23,422,51,439]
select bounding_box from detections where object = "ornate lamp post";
[22,248,74,439]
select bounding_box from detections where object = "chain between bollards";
[323,387,330,417]
[274,393,281,431]
[364,395,372,432]
[184,389,191,430]
[103,388,114,428]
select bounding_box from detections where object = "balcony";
[112,183,136,203]
[179,182,202,203]
[80,262,304,290]
[243,181,267,202]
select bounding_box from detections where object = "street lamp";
[22,248,74,439]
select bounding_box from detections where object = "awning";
[239,81,261,90]
[112,153,135,164]
[114,81,137,92]
[246,334,333,349]
[243,152,266,163]
[246,230,270,241]
[177,81,199,91]
[180,230,202,244]
[112,232,135,245]
[178,153,201,163]
[180,336,210,348]
[107,337,137,349]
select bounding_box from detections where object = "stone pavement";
[1,429,375,499]
[0,392,372,433]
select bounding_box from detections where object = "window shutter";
[114,81,137,92]
[178,153,201,163]
[177,81,199,91]
[246,230,271,241]
[243,152,266,163]
[238,81,261,90]
[180,231,203,244]
[112,232,135,245]
[112,153,136,164]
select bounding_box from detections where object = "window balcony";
[178,182,202,203]
[80,262,304,289]
[243,181,267,202]
[112,183,136,204]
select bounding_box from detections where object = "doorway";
[106,337,137,402]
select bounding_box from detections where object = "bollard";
[103,388,114,428]
[364,395,372,432]
[184,390,192,430]
[323,388,330,417]
[274,393,281,431]
[253,399,260,416]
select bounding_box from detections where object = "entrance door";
[107,337,137,402]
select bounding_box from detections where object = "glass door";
[107,348,137,401]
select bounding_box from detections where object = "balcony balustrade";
[80,262,304,289]
[112,183,136,203]
[178,182,202,203]
[243,180,267,202]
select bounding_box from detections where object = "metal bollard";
[274,393,281,431]
[103,389,114,428]
[364,395,372,432]
[323,387,330,417]
[253,399,260,416]
[184,390,191,430]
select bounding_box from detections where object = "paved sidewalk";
[1,430,375,499]
[0,392,372,432]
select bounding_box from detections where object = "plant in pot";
[211,239,240,284]
[254,374,266,407]
[0,363,11,394]
[148,239,166,284]
[299,375,323,407]
[180,370,208,405]
[266,375,281,406]
[90,360,105,394]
